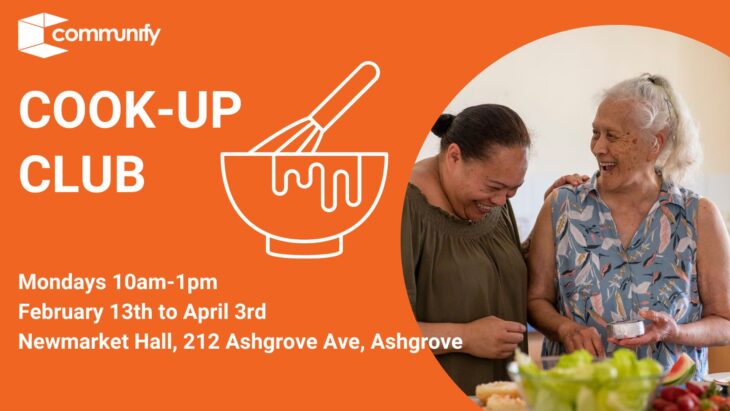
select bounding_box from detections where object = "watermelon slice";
[662,353,696,386]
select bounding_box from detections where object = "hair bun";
[431,114,455,137]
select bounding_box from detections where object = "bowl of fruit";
[651,352,729,411]
[653,382,729,411]
[509,349,664,411]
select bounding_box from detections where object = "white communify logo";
[18,12,162,59]
[18,13,68,59]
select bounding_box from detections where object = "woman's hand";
[544,174,590,199]
[557,321,606,357]
[608,310,680,348]
[462,316,526,359]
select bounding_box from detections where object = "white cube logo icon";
[18,13,68,58]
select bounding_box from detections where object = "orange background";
[2,1,729,409]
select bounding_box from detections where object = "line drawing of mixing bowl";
[221,61,388,259]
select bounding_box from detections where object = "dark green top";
[401,183,528,395]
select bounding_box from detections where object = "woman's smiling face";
[591,98,659,191]
[447,144,528,221]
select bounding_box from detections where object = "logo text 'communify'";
[18,12,160,59]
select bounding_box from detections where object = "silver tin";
[607,320,645,340]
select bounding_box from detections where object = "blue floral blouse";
[543,172,706,379]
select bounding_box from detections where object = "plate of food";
[474,381,527,411]
[704,372,730,387]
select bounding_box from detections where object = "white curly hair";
[602,74,702,184]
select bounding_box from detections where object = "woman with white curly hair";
[527,74,730,378]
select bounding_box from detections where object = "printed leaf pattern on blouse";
[543,173,705,379]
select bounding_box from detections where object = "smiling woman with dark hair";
[401,104,584,394]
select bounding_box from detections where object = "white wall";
[416,25,730,238]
